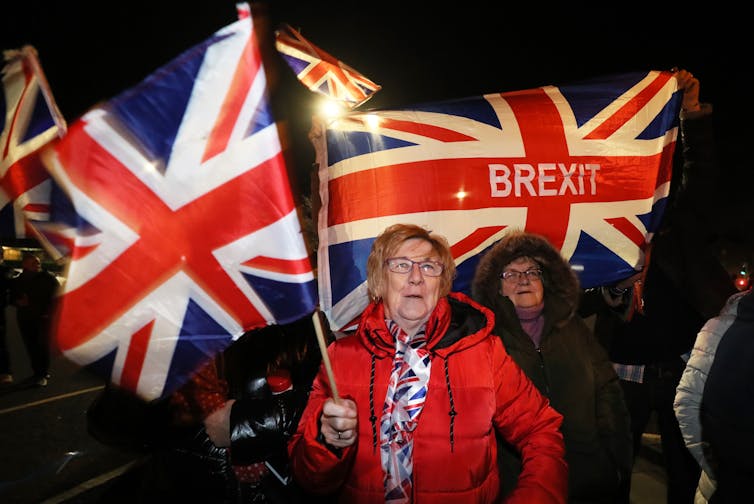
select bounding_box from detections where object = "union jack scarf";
[380,319,431,503]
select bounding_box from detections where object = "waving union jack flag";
[315,70,682,330]
[41,7,317,400]
[275,23,381,109]
[1,46,66,239]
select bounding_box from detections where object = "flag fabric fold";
[275,23,381,109]
[315,70,681,331]
[42,5,317,400]
[1,45,67,239]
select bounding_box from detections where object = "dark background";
[3,0,752,254]
[3,3,749,118]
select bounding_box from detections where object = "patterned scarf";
[380,319,431,503]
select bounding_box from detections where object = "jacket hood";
[471,231,581,325]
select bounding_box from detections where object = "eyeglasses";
[499,268,543,283]
[385,257,444,277]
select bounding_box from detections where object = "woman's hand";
[320,397,358,448]
[203,399,236,447]
[673,68,701,113]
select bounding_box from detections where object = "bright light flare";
[364,114,380,130]
[317,98,348,120]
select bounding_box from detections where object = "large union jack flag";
[41,8,317,400]
[1,46,66,239]
[275,23,381,109]
[316,70,681,331]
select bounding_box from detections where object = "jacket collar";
[357,292,493,358]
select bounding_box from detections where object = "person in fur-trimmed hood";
[472,230,633,504]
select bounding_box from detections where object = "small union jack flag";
[1,45,66,239]
[315,70,682,330]
[275,23,381,109]
[41,5,317,400]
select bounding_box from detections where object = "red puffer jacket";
[288,292,567,503]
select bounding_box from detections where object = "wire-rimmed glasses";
[499,268,543,283]
[385,257,444,277]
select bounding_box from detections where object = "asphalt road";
[0,306,139,504]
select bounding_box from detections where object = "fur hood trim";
[471,230,581,325]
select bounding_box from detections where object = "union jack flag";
[315,70,681,330]
[41,7,317,400]
[1,46,66,239]
[275,23,381,109]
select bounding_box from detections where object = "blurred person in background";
[692,287,754,503]
[10,252,59,387]
[675,287,754,503]
[88,317,324,503]
[579,69,737,503]
[0,257,13,385]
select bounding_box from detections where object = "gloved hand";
[229,393,293,465]
[174,426,232,478]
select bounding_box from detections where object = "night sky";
[3,3,747,115]
[4,1,752,248]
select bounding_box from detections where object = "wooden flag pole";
[312,310,340,402]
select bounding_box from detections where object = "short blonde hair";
[366,223,456,301]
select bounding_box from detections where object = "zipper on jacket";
[536,348,551,396]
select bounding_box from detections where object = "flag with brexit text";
[275,23,381,109]
[1,45,66,239]
[315,70,681,331]
[41,6,317,401]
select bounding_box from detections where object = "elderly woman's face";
[382,238,442,335]
[501,257,544,309]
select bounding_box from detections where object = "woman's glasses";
[385,257,444,277]
[499,269,543,283]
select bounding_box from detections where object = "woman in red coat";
[288,223,567,503]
